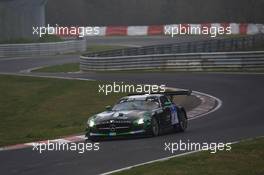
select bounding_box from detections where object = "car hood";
[93,110,148,123]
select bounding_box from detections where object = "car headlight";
[88,119,95,127]
[137,118,144,125]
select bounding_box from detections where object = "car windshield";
[112,99,160,111]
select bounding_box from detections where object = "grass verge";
[33,63,80,73]
[0,74,199,146]
[0,75,125,146]
[113,137,264,175]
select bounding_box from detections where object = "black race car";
[85,90,191,141]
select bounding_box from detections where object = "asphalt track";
[0,36,264,175]
[0,36,210,73]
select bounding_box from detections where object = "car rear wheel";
[175,109,188,132]
[151,118,160,136]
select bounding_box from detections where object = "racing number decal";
[170,106,178,125]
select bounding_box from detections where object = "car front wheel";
[151,117,160,136]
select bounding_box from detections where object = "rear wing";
[163,90,192,102]
[128,89,192,97]
[163,89,192,96]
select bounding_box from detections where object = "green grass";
[33,63,80,73]
[113,137,264,175]
[33,45,128,73]
[0,75,125,146]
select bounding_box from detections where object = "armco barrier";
[80,51,264,71]
[0,39,86,57]
[80,35,264,71]
[84,34,264,57]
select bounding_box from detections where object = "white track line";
[100,150,201,175]
[20,66,45,73]
[189,90,223,120]
[75,135,86,140]
[101,137,264,175]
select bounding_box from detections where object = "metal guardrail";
[80,51,264,71]
[80,34,264,71]
[0,39,86,57]
[84,34,264,57]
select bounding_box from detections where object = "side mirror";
[164,101,172,107]
[105,105,112,111]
